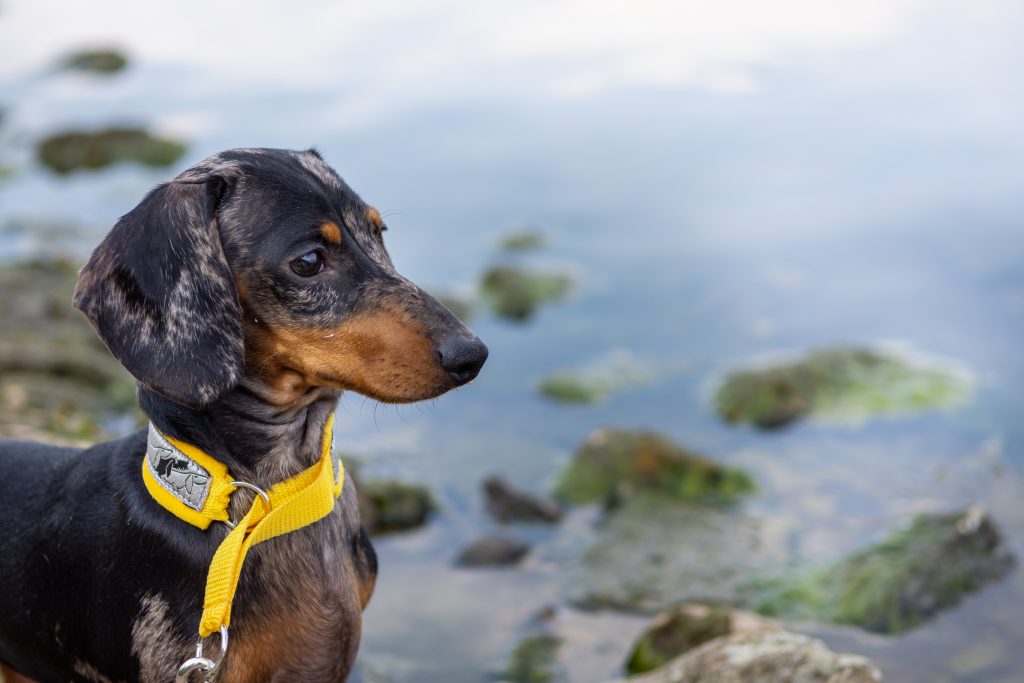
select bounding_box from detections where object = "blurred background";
[1,1,1022,682]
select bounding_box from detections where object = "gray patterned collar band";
[145,424,213,511]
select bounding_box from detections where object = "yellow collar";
[142,414,344,638]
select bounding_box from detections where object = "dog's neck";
[139,380,342,487]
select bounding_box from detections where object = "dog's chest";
[132,519,362,683]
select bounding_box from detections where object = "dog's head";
[74,148,487,409]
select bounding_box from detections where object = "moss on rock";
[610,631,882,683]
[480,266,571,322]
[554,429,755,506]
[349,462,436,535]
[499,230,547,252]
[538,351,656,406]
[626,604,779,675]
[714,346,971,430]
[0,259,139,441]
[60,48,129,75]
[752,506,1015,634]
[498,633,564,683]
[538,374,603,404]
[37,127,186,175]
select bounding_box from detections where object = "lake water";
[1,1,1023,681]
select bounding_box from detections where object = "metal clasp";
[221,481,271,530]
[176,626,229,683]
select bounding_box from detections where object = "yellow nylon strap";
[141,415,344,638]
[198,414,343,637]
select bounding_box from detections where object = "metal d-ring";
[221,481,272,530]
[175,626,228,683]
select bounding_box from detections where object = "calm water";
[2,2,1023,681]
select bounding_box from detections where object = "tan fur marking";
[366,207,382,230]
[0,665,42,683]
[320,221,342,245]
[221,609,356,683]
[243,309,451,406]
[357,571,377,610]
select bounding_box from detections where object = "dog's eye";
[290,251,325,277]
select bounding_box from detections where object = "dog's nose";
[437,335,488,385]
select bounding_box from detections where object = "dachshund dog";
[0,148,487,682]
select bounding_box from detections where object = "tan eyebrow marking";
[366,207,383,230]
[320,221,342,245]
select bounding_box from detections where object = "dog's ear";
[74,177,244,408]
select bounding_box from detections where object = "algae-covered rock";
[456,534,531,567]
[37,127,186,175]
[625,604,779,675]
[0,259,138,441]
[715,346,971,430]
[539,351,656,406]
[608,631,882,683]
[497,633,564,683]
[350,465,436,535]
[499,230,547,252]
[752,506,1015,634]
[480,266,571,321]
[565,496,787,613]
[60,48,129,75]
[484,476,563,524]
[358,480,435,535]
[554,429,754,506]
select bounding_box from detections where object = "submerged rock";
[497,633,564,683]
[0,259,138,441]
[625,604,779,675]
[553,429,755,506]
[565,496,787,613]
[484,476,563,524]
[350,467,436,536]
[37,127,186,175]
[608,631,881,683]
[752,506,1015,634]
[714,345,971,430]
[456,535,531,567]
[60,48,129,75]
[480,266,571,322]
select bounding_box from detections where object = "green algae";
[538,351,656,405]
[752,507,1015,634]
[37,127,186,175]
[480,266,571,321]
[498,634,564,683]
[554,429,754,506]
[499,230,548,252]
[60,48,129,75]
[626,605,734,675]
[715,345,972,430]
